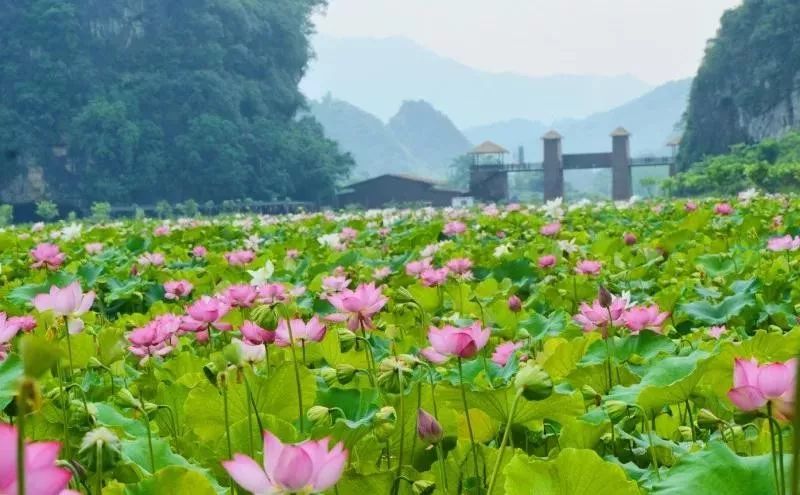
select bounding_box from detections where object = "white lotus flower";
[248,260,275,286]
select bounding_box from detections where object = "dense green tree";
[669,132,800,195]
[0,0,353,207]
[680,0,800,167]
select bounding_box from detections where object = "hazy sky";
[313,0,743,85]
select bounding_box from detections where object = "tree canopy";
[0,0,353,206]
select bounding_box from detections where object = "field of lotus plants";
[2,193,800,494]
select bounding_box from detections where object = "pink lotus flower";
[223,284,258,308]
[322,276,350,296]
[0,313,21,360]
[538,255,557,268]
[0,423,72,495]
[128,314,180,362]
[623,233,637,246]
[340,227,358,242]
[85,242,104,254]
[225,250,256,266]
[621,305,670,334]
[33,282,95,334]
[575,260,602,276]
[186,296,230,324]
[417,408,443,444]
[427,322,491,359]
[232,338,266,364]
[153,225,171,236]
[573,296,627,336]
[240,321,275,346]
[138,252,165,267]
[714,202,733,216]
[8,315,37,332]
[728,358,796,419]
[326,283,388,331]
[256,284,288,306]
[540,222,561,236]
[406,258,433,276]
[163,280,193,301]
[767,235,800,252]
[286,249,300,259]
[491,341,523,366]
[684,201,698,212]
[30,243,65,270]
[708,325,727,339]
[446,258,473,276]
[222,431,347,494]
[192,245,208,258]
[443,221,466,236]
[421,268,449,287]
[507,295,522,313]
[420,347,448,364]
[373,267,391,280]
[275,316,327,347]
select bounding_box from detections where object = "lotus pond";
[1,195,800,494]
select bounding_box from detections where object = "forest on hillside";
[0,0,353,208]
[680,0,800,166]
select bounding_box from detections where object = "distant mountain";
[302,35,654,128]
[309,97,421,181]
[464,79,692,160]
[387,100,473,174]
[309,97,472,180]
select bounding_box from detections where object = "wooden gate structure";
[469,128,677,202]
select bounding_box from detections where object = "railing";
[630,156,675,167]
[472,156,675,172]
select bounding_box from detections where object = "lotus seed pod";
[307,405,332,427]
[337,327,357,352]
[412,480,436,495]
[604,400,630,423]
[336,364,357,384]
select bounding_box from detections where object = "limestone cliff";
[680,0,800,166]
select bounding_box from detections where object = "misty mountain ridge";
[466,78,692,160]
[302,34,654,128]
[309,97,471,180]
[310,78,690,181]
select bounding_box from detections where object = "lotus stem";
[284,318,305,433]
[458,357,482,486]
[16,391,26,495]
[487,391,523,495]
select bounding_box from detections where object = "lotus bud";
[318,367,338,386]
[580,384,600,401]
[336,364,357,385]
[623,233,637,246]
[514,363,553,401]
[412,480,436,495]
[394,287,417,305]
[378,356,414,393]
[337,327,357,352]
[507,295,522,313]
[116,389,142,410]
[417,408,443,444]
[696,408,721,428]
[603,400,630,423]
[598,285,613,308]
[374,406,397,441]
[307,406,332,427]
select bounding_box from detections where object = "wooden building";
[336,174,466,209]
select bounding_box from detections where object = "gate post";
[611,127,632,201]
[542,131,563,201]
